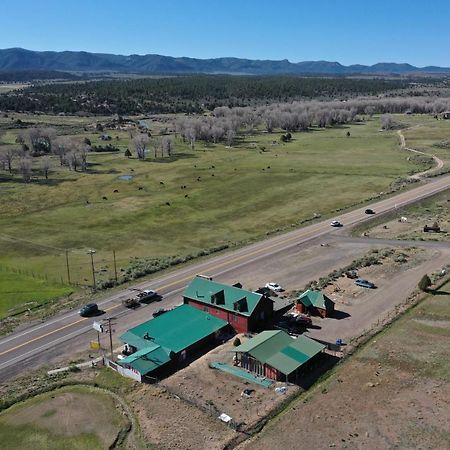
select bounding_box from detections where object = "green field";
[0,114,432,312]
[0,269,73,319]
[0,385,130,450]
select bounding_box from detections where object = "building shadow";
[295,353,341,390]
[331,310,351,320]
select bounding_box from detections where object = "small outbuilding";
[233,330,325,382]
[295,289,335,318]
[183,276,274,333]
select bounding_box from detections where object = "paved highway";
[0,174,449,381]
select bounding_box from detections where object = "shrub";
[233,337,241,347]
[418,274,432,292]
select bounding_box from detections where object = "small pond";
[118,175,134,181]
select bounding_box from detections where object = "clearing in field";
[0,385,130,450]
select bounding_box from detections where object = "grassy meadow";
[396,114,450,167]
[0,114,432,312]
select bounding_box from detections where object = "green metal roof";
[120,344,172,375]
[183,276,268,317]
[233,330,325,375]
[297,290,335,310]
[120,304,228,354]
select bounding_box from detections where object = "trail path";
[398,128,444,179]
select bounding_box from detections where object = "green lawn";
[0,115,429,301]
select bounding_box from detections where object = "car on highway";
[354,279,377,289]
[265,282,284,292]
[132,289,161,303]
[79,303,100,317]
[365,208,376,214]
[330,220,342,227]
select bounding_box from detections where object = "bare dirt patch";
[128,383,234,449]
[161,337,300,432]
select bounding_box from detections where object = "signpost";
[93,321,104,350]
[92,318,116,359]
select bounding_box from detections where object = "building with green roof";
[119,304,229,378]
[183,276,273,333]
[295,289,335,318]
[233,330,325,382]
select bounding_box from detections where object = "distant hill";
[0,48,449,76]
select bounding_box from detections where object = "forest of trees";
[0,75,412,114]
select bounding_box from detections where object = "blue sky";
[1,0,449,66]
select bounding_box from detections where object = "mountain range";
[1,48,449,76]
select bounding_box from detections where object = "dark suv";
[79,303,99,317]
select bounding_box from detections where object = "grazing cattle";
[160,181,164,185]
[102,196,108,200]
[130,168,134,172]
[211,174,215,176]
[197,177,201,181]
[267,166,271,169]
[113,189,119,193]
[211,165,215,169]
[86,200,90,204]
[165,202,171,206]
[185,194,189,198]
[138,187,143,190]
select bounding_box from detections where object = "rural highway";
[0,174,449,382]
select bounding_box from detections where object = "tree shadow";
[149,153,197,163]
[431,290,450,296]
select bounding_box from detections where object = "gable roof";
[120,304,228,354]
[119,344,172,375]
[297,289,335,310]
[233,330,325,375]
[184,276,269,317]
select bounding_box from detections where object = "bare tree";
[187,127,196,150]
[381,114,395,130]
[18,157,32,182]
[161,136,175,158]
[67,151,80,171]
[132,134,149,160]
[40,156,51,179]
[0,146,16,173]
[226,129,235,147]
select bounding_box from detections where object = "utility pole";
[87,249,96,291]
[65,250,71,284]
[113,250,118,283]
[105,317,116,360]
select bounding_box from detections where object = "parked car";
[79,303,99,317]
[265,282,284,292]
[354,279,377,289]
[294,314,313,327]
[152,308,168,318]
[365,208,376,214]
[330,220,342,227]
